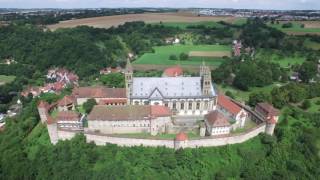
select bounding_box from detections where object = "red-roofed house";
[217,94,248,128]
[255,102,280,123]
[205,110,231,136]
[162,66,183,77]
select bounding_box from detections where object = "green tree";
[83,98,97,114]
[248,91,271,107]
[299,61,317,83]
[169,54,178,60]
[179,53,188,61]
[301,99,311,110]
[100,73,125,88]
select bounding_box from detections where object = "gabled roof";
[256,103,280,116]
[58,96,75,106]
[217,94,242,115]
[205,110,230,127]
[151,105,172,117]
[163,66,183,77]
[87,105,171,121]
[56,111,80,121]
[72,87,126,99]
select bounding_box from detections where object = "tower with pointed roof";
[125,59,133,104]
[200,61,212,96]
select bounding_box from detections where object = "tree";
[299,61,317,83]
[169,54,178,60]
[248,91,271,107]
[301,99,311,110]
[83,98,97,114]
[179,53,188,60]
[271,87,289,108]
[100,73,125,88]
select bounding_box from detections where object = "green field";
[114,132,200,140]
[304,39,320,50]
[217,83,284,102]
[134,45,231,66]
[0,75,15,85]
[256,51,305,68]
[151,21,224,29]
[269,22,320,34]
[308,97,320,113]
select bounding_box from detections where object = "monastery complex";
[38,60,280,149]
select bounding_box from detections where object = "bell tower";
[200,61,212,96]
[125,59,133,104]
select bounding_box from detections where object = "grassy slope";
[0,75,16,85]
[134,44,231,66]
[256,50,305,68]
[217,83,284,102]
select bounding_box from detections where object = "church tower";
[125,59,133,104]
[200,62,212,96]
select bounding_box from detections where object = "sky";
[0,0,319,10]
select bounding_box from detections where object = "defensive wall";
[55,123,266,149]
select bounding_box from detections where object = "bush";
[179,53,189,61]
[315,100,320,105]
[169,54,178,60]
[83,98,97,114]
[225,91,235,99]
[282,23,293,28]
[301,99,311,110]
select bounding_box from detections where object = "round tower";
[265,116,277,136]
[174,132,188,150]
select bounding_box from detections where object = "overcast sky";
[0,0,319,10]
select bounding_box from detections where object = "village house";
[56,111,83,130]
[57,95,76,111]
[233,40,242,57]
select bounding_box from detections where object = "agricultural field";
[0,75,16,85]
[304,39,320,50]
[151,21,224,29]
[48,12,243,30]
[133,44,231,66]
[268,21,320,35]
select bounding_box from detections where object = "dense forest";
[1,17,320,179]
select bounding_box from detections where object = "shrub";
[179,53,189,60]
[301,99,311,110]
[169,54,178,60]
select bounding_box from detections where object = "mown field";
[48,12,243,30]
[0,75,16,85]
[133,44,231,66]
[269,21,320,35]
[256,51,306,68]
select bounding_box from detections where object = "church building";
[124,60,217,116]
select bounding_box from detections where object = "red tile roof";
[175,132,188,141]
[56,111,80,121]
[98,99,127,105]
[58,96,75,106]
[38,101,49,109]
[151,105,172,117]
[205,110,230,127]
[163,66,183,77]
[218,94,242,115]
[87,105,171,121]
[256,103,280,116]
[72,87,126,99]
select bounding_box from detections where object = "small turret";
[174,132,188,150]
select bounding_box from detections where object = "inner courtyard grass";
[133,44,231,66]
[114,132,200,140]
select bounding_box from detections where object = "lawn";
[308,97,320,113]
[256,51,305,68]
[0,75,16,85]
[304,39,320,50]
[133,44,231,66]
[217,83,284,102]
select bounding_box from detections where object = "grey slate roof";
[131,77,216,99]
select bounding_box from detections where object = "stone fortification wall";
[85,133,175,148]
[187,123,266,148]
[54,123,266,149]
